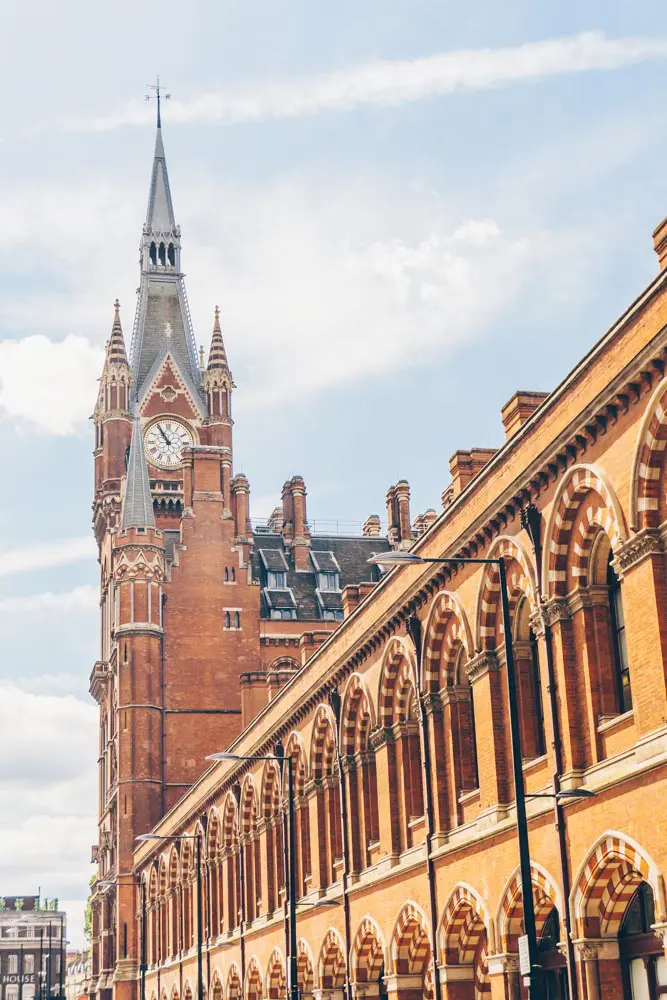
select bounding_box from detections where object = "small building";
[0,897,66,1000]
[65,952,89,1000]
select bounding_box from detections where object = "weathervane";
[145,76,171,128]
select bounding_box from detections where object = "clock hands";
[157,425,172,448]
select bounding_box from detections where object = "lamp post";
[136,833,203,1000]
[97,878,147,1000]
[369,550,545,1000]
[207,751,341,1000]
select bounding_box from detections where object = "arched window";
[455,645,479,791]
[234,612,240,629]
[607,551,632,713]
[514,598,546,760]
[149,242,157,265]
[158,242,166,265]
[224,568,229,582]
[168,243,175,266]
[231,567,236,582]
[619,882,666,999]
[224,612,231,629]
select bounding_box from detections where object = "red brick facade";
[89,129,667,1000]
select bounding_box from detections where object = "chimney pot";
[501,391,548,440]
[653,216,667,271]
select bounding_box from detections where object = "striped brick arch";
[378,637,417,727]
[422,592,473,692]
[341,674,376,756]
[318,928,346,990]
[631,379,667,530]
[245,956,263,1000]
[498,864,561,952]
[221,792,239,849]
[390,902,432,978]
[240,777,259,837]
[207,809,220,859]
[284,731,308,795]
[226,965,242,1000]
[572,833,659,938]
[351,917,386,983]
[210,973,223,1000]
[260,760,282,819]
[544,465,627,599]
[297,939,315,995]
[476,537,536,652]
[310,704,337,780]
[440,885,489,966]
[266,949,286,1000]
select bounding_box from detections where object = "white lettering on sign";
[518,934,531,976]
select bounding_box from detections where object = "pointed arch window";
[168,243,175,266]
[149,242,157,265]
[159,242,166,265]
[224,612,231,629]
[607,552,632,713]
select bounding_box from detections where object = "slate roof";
[252,531,391,621]
[122,406,156,530]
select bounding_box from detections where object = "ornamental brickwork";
[89,124,667,1000]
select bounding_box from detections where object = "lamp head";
[367,551,425,567]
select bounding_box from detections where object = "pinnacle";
[207,305,229,371]
[106,299,129,366]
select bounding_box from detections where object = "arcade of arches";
[120,246,667,1000]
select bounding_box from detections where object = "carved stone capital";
[572,938,619,962]
[567,586,608,615]
[339,754,356,774]
[651,922,667,948]
[422,691,443,715]
[369,726,394,751]
[485,953,518,976]
[440,686,471,707]
[614,529,664,576]
[541,598,571,627]
[466,650,499,684]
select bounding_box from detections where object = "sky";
[1,0,667,950]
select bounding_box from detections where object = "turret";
[93,301,132,530]
[204,306,233,454]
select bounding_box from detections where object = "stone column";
[573,939,620,1000]
[486,953,519,1000]
[384,972,424,1000]
[368,727,401,861]
[465,653,509,810]
[350,984,381,999]
[615,531,667,736]
[439,963,475,1000]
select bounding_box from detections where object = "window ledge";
[522,753,548,774]
[408,814,425,828]
[597,709,634,734]
[458,788,480,805]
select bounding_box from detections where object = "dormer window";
[319,571,339,592]
[267,570,287,589]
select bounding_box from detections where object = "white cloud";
[55,32,667,133]
[0,537,96,577]
[0,686,97,947]
[0,334,104,434]
[0,584,97,615]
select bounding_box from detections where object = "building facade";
[0,898,66,1000]
[89,122,667,1000]
[65,952,90,1000]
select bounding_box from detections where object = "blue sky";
[1,0,667,947]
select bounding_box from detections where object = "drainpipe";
[406,613,442,1000]
[329,690,353,1000]
[521,504,578,1000]
[160,594,167,818]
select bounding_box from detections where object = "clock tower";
[90,119,260,1000]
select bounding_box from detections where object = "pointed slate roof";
[105,299,128,366]
[130,126,202,400]
[207,306,229,371]
[146,127,176,233]
[122,406,155,530]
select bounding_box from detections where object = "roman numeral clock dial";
[144,419,194,468]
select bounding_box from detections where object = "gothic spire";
[207,306,229,371]
[106,299,129,367]
[122,405,155,530]
[146,124,176,234]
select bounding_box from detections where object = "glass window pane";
[655,955,667,988]
[630,958,650,1000]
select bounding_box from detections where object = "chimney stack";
[362,514,381,537]
[413,509,437,537]
[282,476,311,571]
[653,216,667,271]
[501,391,548,440]
[386,480,413,548]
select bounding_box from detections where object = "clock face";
[144,419,193,468]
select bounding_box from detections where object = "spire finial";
[199,344,205,369]
[145,76,171,129]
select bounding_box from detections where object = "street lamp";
[97,879,146,1000]
[207,750,302,1000]
[368,549,544,1000]
[136,832,204,1000]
